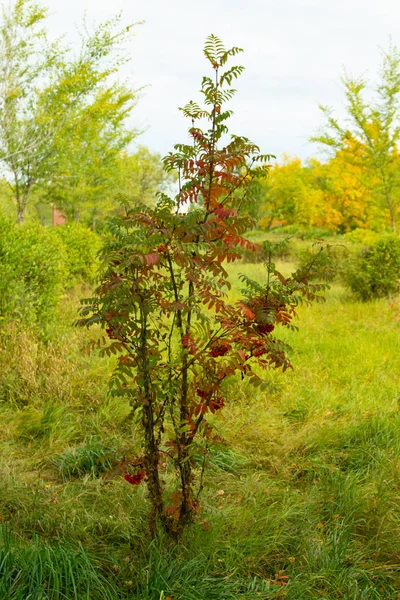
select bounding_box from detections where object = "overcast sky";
[45,0,400,162]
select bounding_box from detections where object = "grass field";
[1,258,400,599]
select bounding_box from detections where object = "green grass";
[1,253,400,598]
[0,526,118,599]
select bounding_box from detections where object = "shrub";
[297,243,349,282]
[51,223,101,286]
[0,216,67,327]
[345,234,400,300]
[0,218,100,329]
[344,228,382,247]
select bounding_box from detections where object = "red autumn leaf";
[182,334,196,353]
[165,502,180,517]
[209,397,225,413]
[144,253,161,266]
[237,349,247,362]
[214,206,238,219]
[238,303,256,320]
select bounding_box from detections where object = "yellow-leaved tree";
[312,44,400,232]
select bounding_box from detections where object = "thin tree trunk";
[140,305,165,536]
[380,172,396,233]
[143,399,165,536]
[14,174,24,224]
[15,178,32,224]
[16,203,25,224]
[385,192,396,232]
[388,199,397,232]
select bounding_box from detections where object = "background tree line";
[1,1,400,237]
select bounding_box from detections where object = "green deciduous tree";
[115,146,174,207]
[0,0,137,223]
[43,87,136,226]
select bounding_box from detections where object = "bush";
[0,218,100,329]
[51,223,101,286]
[344,228,382,247]
[345,234,400,300]
[297,243,349,282]
[0,216,67,327]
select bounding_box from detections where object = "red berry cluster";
[209,343,231,357]
[257,323,275,335]
[124,471,146,485]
